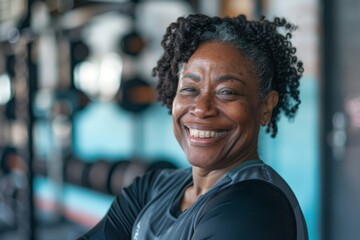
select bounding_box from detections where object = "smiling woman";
[172,42,277,172]
[78,14,308,240]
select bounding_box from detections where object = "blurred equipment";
[118,76,156,113]
[322,0,360,239]
[63,156,178,195]
[0,146,27,234]
[0,73,13,105]
[63,156,88,187]
[1,0,194,239]
[120,30,146,57]
[85,159,113,193]
[73,52,123,101]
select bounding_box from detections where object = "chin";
[187,157,218,170]
[187,157,206,167]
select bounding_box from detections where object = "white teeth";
[199,131,205,138]
[189,128,227,138]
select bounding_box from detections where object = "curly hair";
[152,14,304,137]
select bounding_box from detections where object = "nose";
[189,91,218,119]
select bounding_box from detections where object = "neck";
[180,167,227,211]
[191,155,260,197]
[190,167,225,196]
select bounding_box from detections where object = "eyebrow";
[215,75,247,87]
[180,73,201,81]
[180,73,247,87]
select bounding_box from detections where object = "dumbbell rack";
[0,6,37,240]
[1,1,187,239]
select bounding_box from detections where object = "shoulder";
[228,161,301,209]
[208,180,295,216]
[211,179,293,208]
[194,180,296,239]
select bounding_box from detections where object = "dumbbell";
[85,159,113,194]
[108,158,178,196]
[0,147,25,174]
[63,156,88,187]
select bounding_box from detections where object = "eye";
[216,88,240,101]
[179,86,198,96]
[217,89,237,95]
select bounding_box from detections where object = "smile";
[188,128,228,138]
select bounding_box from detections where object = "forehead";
[181,42,258,80]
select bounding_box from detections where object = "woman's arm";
[77,170,161,240]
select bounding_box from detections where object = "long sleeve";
[77,170,160,240]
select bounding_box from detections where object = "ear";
[260,91,279,126]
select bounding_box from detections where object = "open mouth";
[186,127,229,139]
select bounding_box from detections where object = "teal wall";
[72,101,187,166]
[259,77,320,240]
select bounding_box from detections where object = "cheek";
[172,96,186,140]
[224,104,260,129]
[172,95,188,120]
[222,103,247,121]
[172,96,180,116]
[172,116,181,143]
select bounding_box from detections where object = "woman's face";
[172,42,277,171]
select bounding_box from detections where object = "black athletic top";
[78,160,308,240]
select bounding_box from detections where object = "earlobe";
[261,91,279,126]
[261,119,269,126]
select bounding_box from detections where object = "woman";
[79,14,308,240]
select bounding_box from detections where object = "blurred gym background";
[0,0,359,239]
